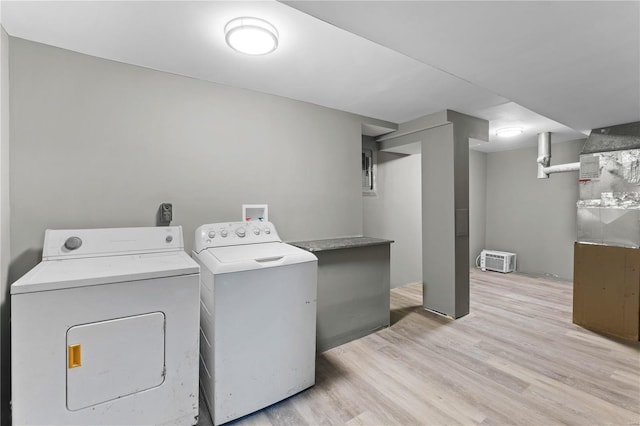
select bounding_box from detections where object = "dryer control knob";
[221,230,228,238]
[64,236,82,251]
[264,227,271,234]
[208,230,216,239]
[253,228,260,235]
[236,227,246,237]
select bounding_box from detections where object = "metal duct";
[577,121,640,248]
[581,122,640,154]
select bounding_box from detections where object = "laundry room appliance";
[193,221,317,425]
[11,226,200,426]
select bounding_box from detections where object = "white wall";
[8,37,376,281]
[485,139,584,280]
[363,152,422,288]
[0,25,10,426]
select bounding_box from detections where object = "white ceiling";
[1,1,638,152]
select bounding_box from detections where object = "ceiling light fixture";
[224,17,279,56]
[496,127,524,137]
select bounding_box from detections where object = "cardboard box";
[573,242,640,340]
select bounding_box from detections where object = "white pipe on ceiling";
[537,132,580,178]
[537,132,551,179]
[543,162,580,174]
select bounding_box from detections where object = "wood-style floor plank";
[199,270,640,426]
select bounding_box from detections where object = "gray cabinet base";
[315,244,391,352]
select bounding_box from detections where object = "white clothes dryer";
[11,226,200,425]
[192,221,317,425]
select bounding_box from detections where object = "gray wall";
[469,149,487,265]
[363,152,422,288]
[485,139,585,280]
[8,38,379,284]
[362,144,487,290]
[0,26,10,426]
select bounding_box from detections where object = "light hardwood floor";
[199,269,640,425]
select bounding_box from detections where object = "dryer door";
[66,312,166,411]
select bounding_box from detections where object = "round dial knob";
[235,227,246,238]
[253,228,260,235]
[208,230,216,239]
[220,230,228,238]
[64,236,82,251]
[264,227,271,234]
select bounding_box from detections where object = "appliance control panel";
[43,226,184,260]
[194,221,281,252]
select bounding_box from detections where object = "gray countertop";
[288,236,394,252]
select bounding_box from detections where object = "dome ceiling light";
[224,17,279,56]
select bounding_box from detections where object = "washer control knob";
[253,228,260,235]
[221,230,228,238]
[264,227,271,234]
[64,236,82,251]
[236,227,246,238]
[208,230,216,239]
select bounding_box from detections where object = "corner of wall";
[484,139,583,280]
[469,149,487,266]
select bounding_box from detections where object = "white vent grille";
[480,250,516,273]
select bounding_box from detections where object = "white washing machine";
[192,221,317,425]
[11,226,200,425]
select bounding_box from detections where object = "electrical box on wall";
[243,204,268,222]
[362,135,377,196]
[157,203,172,226]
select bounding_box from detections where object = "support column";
[378,110,488,318]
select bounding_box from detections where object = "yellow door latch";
[68,344,81,368]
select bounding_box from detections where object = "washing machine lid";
[198,242,316,274]
[211,242,307,262]
[11,251,199,295]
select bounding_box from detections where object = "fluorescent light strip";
[496,127,523,137]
